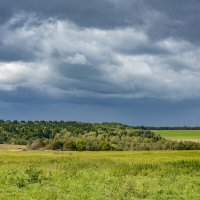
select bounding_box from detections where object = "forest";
[0,120,200,151]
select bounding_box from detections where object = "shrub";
[30,141,44,150]
[51,140,64,150]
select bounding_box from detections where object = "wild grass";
[0,151,200,199]
[153,130,200,142]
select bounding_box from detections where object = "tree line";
[0,120,200,151]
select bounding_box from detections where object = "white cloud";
[64,53,88,65]
[1,12,200,100]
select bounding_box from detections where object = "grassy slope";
[1,151,200,200]
[153,130,200,142]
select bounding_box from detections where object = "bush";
[51,140,64,150]
[30,141,44,150]
[63,139,76,151]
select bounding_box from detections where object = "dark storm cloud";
[145,0,200,43]
[1,0,200,42]
[1,97,200,126]
[0,0,144,28]
[0,0,199,63]
[0,0,199,46]
[0,12,200,99]
[0,0,200,125]
[0,44,36,62]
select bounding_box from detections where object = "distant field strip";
[153,130,200,142]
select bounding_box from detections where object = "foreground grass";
[153,130,200,142]
[1,151,200,200]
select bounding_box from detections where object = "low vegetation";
[0,151,200,199]
[1,121,200,199]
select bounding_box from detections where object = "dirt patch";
[0,144,27,151]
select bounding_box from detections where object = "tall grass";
[0,151,200,199]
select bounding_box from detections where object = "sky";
[0,0,200,126]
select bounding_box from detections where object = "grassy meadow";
[1,150,200,199]
[153,130,200,142]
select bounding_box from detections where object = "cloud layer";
[1,0,200,124]
[0,9,200,100]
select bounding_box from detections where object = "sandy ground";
[0,144,26,151]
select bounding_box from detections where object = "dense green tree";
[0,120,200,151]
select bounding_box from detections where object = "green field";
[1,150,200,199]
[153,130,200,142]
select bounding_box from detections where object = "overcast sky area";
[0,0,200,126]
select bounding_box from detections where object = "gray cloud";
[0,0,145,28]
[145,0,200,43]
[0,12,200,101]
[1,0,200,42]
[1,1,200,125]
[0,1,200,103]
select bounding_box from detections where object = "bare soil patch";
[0,144,26,151]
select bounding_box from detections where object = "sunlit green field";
[1,150,200,199]
[153,130,200,142]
